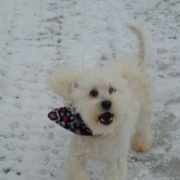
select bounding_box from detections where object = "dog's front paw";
[67,172,90,180]
[132,132,151,152]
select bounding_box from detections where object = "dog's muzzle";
[99,112,113,125]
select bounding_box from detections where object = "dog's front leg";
[105,156,127,180]
[66,154,90,180]
[66,137,90,180]
[105,136,129,180]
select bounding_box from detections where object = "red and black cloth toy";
[48,107,93,136]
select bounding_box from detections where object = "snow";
[0,0,180,180]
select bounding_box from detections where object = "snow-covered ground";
[0,0,180,180]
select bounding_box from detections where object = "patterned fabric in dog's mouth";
[99,112,113,125]
[48,107,93,136]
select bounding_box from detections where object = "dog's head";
[49,64,131,135]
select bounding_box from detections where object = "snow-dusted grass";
[0,0,180,180]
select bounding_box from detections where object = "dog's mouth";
[98,112,113,125]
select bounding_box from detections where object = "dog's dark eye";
[90,90,98,97]
[109,87,116,94]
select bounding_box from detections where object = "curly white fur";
[48,24,154,180]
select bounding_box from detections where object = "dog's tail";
[126,23,146,70]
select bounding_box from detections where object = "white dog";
[49,24,154,180]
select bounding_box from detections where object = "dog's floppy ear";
[48,65,79,101]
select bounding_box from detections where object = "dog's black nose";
[101,100,111,110]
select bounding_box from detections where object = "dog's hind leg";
[132,84,154,152]
[132,116,152,152]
